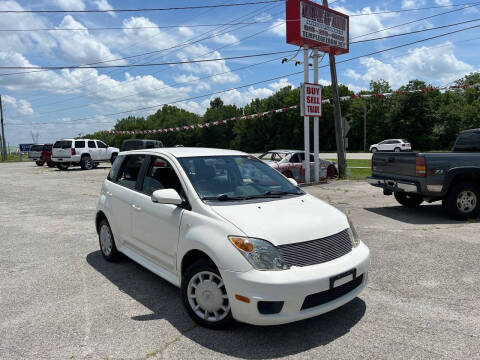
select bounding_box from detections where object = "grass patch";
[0,154,29,162]
[327,158,371,180]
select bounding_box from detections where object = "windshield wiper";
[263,190,303,196]
[201,194,247,201]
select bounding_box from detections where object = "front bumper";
[367,177,418,193]
[221,242,370,326]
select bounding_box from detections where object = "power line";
[352,1,480,39]
[0,21,275,32]
[0,1,284,13]
[9,24,480,127]
[348,1,480,16]
[351,17,480,44]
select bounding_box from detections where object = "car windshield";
[258,152,288,162]
[30,145,43,151]
[178,155,303,201]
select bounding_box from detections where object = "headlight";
[228,236,289,271]
[347,217,361,248]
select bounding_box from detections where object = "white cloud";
[402,0,426,9]
[91,0,115,17]
[173,74,211,92]
[344,42,474,88]
[269,78,294,91]
[122,17,178,50]
[53,0,86,11]
[52,16,126,65]
[212,33,239,45]
[177,44,240,84]
[434,0,452,5]
[2,95,34,116]
[269,19,286,37]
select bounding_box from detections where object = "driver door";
[130,156,185,273]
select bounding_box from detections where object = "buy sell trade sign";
[300,83,322,117]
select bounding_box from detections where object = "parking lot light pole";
[313,49,320,183]
[303,46,310,184]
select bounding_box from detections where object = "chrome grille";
[277,229,352,267]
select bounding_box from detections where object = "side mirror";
[287,178,298,187]
[151,189,183,205]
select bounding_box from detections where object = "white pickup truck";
[52,139,119,170]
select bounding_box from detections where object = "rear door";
[96,140,108,160]
[52,140,72,159]
[104,154,147,247]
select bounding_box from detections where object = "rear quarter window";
[53,140,72,149]
[75,141,85,148]
[453,132,480,152]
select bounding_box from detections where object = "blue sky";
[1,0,479,146]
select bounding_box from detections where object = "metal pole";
[303,46,310,184]
[313,48,320,183]
[0,95,7,161]
[323,0,346,178]
[363,99,367,152]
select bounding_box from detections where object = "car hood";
[209,194,349,246]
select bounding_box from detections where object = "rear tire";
[443,182,480,220]
[80,155,93,170]
[98,219,121,261]
[371,147,377,153]
[394,192,423,207]
[35,161,44,166]
[394,147,401,153]
[181,260,233,329]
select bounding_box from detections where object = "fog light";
[257,301,284,314]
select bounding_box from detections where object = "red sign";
[286,0,349,55]
[300,83,322,117]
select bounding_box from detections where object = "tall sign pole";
[303,46,310,184]
[322,0,346,178]
[313,48,320,183]
[0,95,7,161]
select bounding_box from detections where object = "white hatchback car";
[95,148,370,327]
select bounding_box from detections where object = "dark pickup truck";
[368,128,480,220]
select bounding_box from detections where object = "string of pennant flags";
[103,83,480,135]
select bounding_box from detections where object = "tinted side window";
[88,141,96,148]
[290,154,301,163]
[117,155,146,190]
[53,140,72,149]
[107,155,125,182]
[97,141,107,148]
[30,145,44,151]
[75,141,85,148]
[141,157,183,196]
[453,132,480,152]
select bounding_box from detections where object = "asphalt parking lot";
[1,161,479,359]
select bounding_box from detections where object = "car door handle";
[131,204,142,211]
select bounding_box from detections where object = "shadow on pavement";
[86,250,366,359]
[54,166,110,172]
[364,204,478,225]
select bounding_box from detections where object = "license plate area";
[330,268,356,289]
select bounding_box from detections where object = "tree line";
[87,72,480,152]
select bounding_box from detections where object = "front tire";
[35,161,44,166]
[371,147,377,153]
[98,219,121,261]
[181,260,232,328]
[394,192,424,207]
[443,182,480,220]
[80,155,93,170]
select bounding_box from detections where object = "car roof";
[121,147,247,158]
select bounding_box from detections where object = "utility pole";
[363,99,367,152]
[0,94,7,161]
[322,0,346,178]
[313,48,320,183]
[303,46,311,184]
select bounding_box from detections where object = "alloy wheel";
[456,190,477,213]
[99,224,113,256]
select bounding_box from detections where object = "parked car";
[369,139,411,153]
[368,129,480,219]
[95,147,370,327]
[120,139,164,152]
[28,144,55,167]
[51,139,119,170]
[258,150,338,182]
